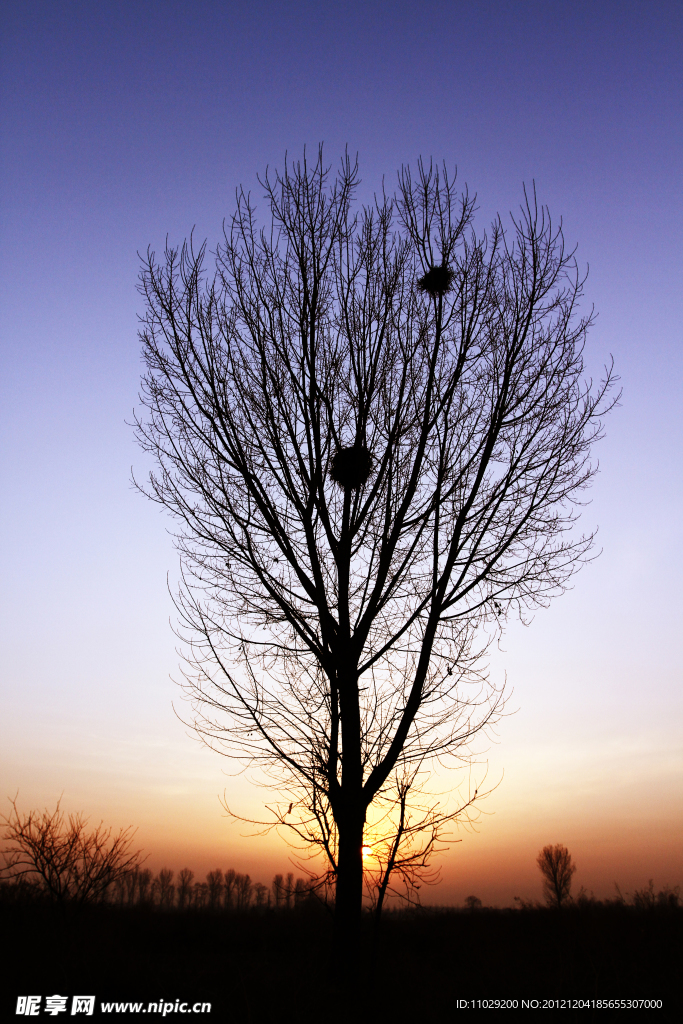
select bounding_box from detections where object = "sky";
[1,0,681,907]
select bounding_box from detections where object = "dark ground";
[1,898,681,1022]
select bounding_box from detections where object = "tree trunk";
[333,802,366,1001]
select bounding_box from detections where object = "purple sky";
[1,0,681,904]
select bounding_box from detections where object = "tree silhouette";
[234,872,253,909]
[137,867,153,905]
[223,867,236,909]
[177,867,194,909]
[537,843,576,907]
[153,867,175,908]
[253,881,269,908]
[206,868,223,910]
[1,797,142,912]
[284,872,295,910]
[192,880,208,909]
[124,864,140,905]
[135,147,616,955]
[272,873,285,909]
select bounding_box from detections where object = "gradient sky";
[1,0,681,906]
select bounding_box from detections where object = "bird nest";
[417,264,455,298]
[330,444,373,491]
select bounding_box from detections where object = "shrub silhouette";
[631,880,681,910]
[1,798,142,911]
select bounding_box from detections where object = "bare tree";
[153,867,175,908]
[284,871,295,910]
[177,867,194,909]
[1,797,142,911]
[293,877,309,907]
[234,872,253,909]
[135,147,615,952]
[192,880,208,909]
[112,871,128,907]
[537,843,576,907]
[272,873,285,909]
[206,868,223,910]
[223,867,236,909]
[124,864,140,905]
[137,867,153,905]
[253,881,269,908]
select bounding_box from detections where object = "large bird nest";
[330,444,373,491]
[417,263,455,298]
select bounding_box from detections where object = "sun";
[362,845,373,861]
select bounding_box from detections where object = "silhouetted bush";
[1,799,142,911]
[631,879,680,911]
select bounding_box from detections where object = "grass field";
[1,894,681,1022]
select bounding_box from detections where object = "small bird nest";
[417,264,455,298]
[330,444,373,491]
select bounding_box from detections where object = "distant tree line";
[2,802,679,915]
[107,866,322,912]
[1,855,323,914]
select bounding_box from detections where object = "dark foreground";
[1,899,681,1022]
